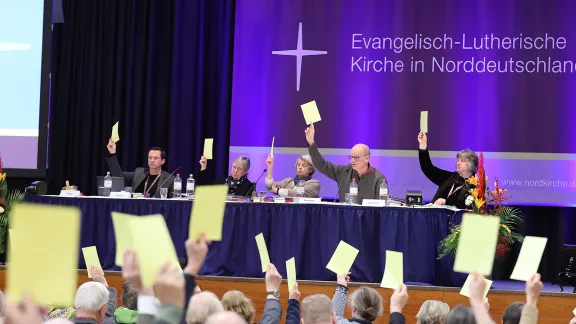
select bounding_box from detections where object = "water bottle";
[104,172,112,188]
[296,180,305,197]
[186,174,195,197]
[380,178,389,206]
[173,174,182,198]
[349,178,358,203]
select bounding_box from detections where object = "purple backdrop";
[230,0,576,206]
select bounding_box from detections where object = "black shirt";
[135,174,160,196]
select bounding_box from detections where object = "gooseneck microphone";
[245,169,267,198]
[152,165,183,197]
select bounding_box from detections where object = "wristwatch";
[267,290,280,298]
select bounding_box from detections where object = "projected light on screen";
[229,0,576,206]
[0,0,48,174]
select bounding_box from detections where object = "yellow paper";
[111,122,120,143]
[127,215,180,287]
[420,111,428,133]
[7,203,81,307]
[301,100,322,125]
[82,246,104,278]
[453,213,500,276]
[271,137,275,156]
[510,236,548,281]
[286,257,296,293]
[380,251,403,289]
[460,274,493,298]
[112,212,136,266]
[8,229,15,256]
[326,240,359,275]
[255,233,271,272]
[189,185,228,240]
[203,138,214,159]
[573,307,576,317]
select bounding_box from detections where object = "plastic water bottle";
[173,174,182,197]
[296,180,305,197]
[349,178,358,203]
[380,178,389,206]
[104,172,112,188]
[186,174,195,197]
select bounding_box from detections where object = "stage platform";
[0,268,572,324]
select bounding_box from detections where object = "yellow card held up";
[255,233,271,272]
[127,215,180,287]
[112,212,137,266]
[286,257,296,292]
[8,229,15,256]
[380,251,403,289]
[111,122,120,143]
[573,307,576,317]
[204,138,214,159]
[460,274,492,298]
[301,100,322,125]
[82,246,104,278]
[189,185,229,241]
[510,236,548,281]
[453,214,500,276]
[7,203,81,307]
[326,240,359,275]
[271,137,275,156]
[420,111,428,133]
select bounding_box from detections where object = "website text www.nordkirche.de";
[350,33,576,73]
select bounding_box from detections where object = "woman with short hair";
[265,154,321,198]
[199,155,254,197]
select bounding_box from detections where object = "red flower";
[476,153,486,208]
[495,236,511,258]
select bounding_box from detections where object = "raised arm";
[417,132,452,186]
[306,124,347,181]
[105,139,135,184]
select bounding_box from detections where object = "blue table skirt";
[23,196,468,287]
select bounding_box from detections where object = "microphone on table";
[245,169,267,198]
[334,167,350,202]
[152,165,183,198]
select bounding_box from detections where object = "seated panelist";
[417,131,478,209]
[305,123,387,204]
[198,155,255,197]
[105,139,175,198]
[265,154,321,198]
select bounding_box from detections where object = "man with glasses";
[305,123,387,204]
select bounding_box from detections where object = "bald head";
[349,144,371,172]
[186,291,224,324]
[351,144,370,156]
[205,311,247,324]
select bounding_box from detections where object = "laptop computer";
[96,176,125,195]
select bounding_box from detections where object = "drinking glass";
[124,187,132,193]
[345,193,352,204]
[160,187,168,199]
[259,191,266,202]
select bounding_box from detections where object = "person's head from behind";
[121,281,138,310]
[443,305,475,324]
[220,290,255,324]
[205,311,247,324]
[416,300,450,324]
[74,282,110,324]
[348,286,383,322]
[502,302,524,324]
[455,149,478,178]
[231,156,250,179]
[45,320,74,324]
[296,155,315,178]
[148,147,166,173]
[301,294,336,324]
[186,291,224,324]
[349,144,371,173]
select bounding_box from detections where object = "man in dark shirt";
[105,139,175,198]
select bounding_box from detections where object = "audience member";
[114,282,138,324]
[416,300,450,324]
[185,292,224,324]
[301,294,336,324]
[205,311,247,324]
[72,280,116,324]
[221,290,255,324]
[502,302,523,324]
[443,305,476,324]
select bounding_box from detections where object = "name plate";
[110,191,132,198]
[298,197,321,204]
[59,190,81,197]
[273,198,286,203]
[362,199,386,207]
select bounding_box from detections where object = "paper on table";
[111,122,120,143]
[453,213,500,276]
[255,233,271,272]
[82,246,104,278]
[380,251,403,289]
[301,100,322,125]
[203,138,214,159]
[326,241,359,275]
[420,111,428,133]
[189,185,228,241]
[7,203,81,307]
[460,274,493,298]
[286,257,296,292]
[510,236,548,281]
[271,137,275,156]
[127,215,180,287]
[112,212,136,266]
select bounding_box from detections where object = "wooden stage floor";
[0,268,573,324]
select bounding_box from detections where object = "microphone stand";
[244,169,267,199]
[151,165,183,198]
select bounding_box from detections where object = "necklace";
[143,174,161,194]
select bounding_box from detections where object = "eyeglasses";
[348,155,368,160]
[231,165,245,171]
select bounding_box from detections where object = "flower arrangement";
[0,154,24,254]
[438,152,524,259]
